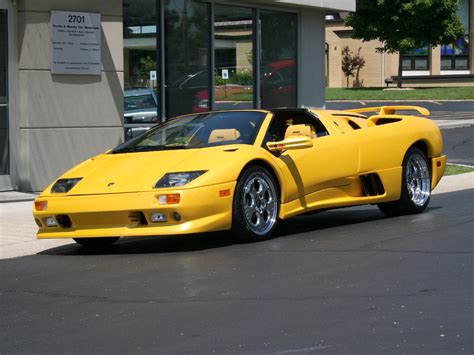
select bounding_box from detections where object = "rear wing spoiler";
[346,106,430,117]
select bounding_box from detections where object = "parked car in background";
[124,88,158,124]
[261,59,297,108]
[166,70,210,118]
[124,88,158,139]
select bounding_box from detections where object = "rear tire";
[73,237,119,249]
[378,147,431,216]
[231,166,280,243]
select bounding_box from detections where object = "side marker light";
[35,201,48,211]
[219,189,231,197]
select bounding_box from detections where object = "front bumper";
[33,182,236,239]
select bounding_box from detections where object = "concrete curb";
[432,171,474,195]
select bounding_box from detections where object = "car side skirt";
[279,166,402,219]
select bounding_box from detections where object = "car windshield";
[112,111,267,153]
[124,94,156,112]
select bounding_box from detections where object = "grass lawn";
[216,92,253,102]
[444,164,474,176]
[326,87,474,101]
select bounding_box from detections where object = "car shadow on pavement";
[37,206,440,256]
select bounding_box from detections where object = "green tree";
[346,0,465,88]
[137,56,157,82]
[342,46,366,88]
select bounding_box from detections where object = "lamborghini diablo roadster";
[33,106,446,247]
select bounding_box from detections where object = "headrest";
[284,124,315,139]
[208,129,241,143]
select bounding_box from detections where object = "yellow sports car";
[33,106,446,247]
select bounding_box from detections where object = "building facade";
[0,0,355,192]
[326,0,473,88]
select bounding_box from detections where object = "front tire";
[231,166,280,243]
[378,147,431,216]
[73,237,119,249]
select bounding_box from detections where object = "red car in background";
[261,59,296,109]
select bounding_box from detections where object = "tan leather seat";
[208,129,241,143]
[284,124,315,139]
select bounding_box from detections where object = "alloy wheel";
[242,174,278,236]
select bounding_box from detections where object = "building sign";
[51,11,101,75]
[222,69,229,80]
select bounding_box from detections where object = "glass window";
[457,0,469,32]
[0,9,9,175]
[401,57,412,70]
[123,0,158,140]
[441,36,470,70]
[214,5,254,110]
[112,111,266,153]
[165,0,211,118]
[402,46,429,70]
[260,10,297,109]
[441,0,470,71]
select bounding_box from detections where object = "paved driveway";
[1,190,472,354]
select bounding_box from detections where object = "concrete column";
[431,46,441,75]
[16,0,124,191]
[298,9,325,108]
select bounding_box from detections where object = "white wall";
[15,0,124,191]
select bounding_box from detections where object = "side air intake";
[360,174,385,196]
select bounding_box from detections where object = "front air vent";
[129,212,148,225]
[56,215,72,228]
[348,120,361,130]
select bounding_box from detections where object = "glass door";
[214,5,254,110]
[0,6,10,189]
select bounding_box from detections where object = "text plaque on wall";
[51,11,101,75]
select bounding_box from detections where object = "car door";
[267,112,359,202]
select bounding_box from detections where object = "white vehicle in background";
[124,88,159,139]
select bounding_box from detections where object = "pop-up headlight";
[51,178,83,193]
[154,171,207,188]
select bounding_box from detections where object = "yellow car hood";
[71,150,196,195]
[43,145,255,196]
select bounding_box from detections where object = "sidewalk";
[1,172,472,260]
[0,200,73,260]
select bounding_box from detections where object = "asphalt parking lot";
[443,126,474,166]
[1,189,473,354]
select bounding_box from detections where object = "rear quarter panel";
[352,116,443,173]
